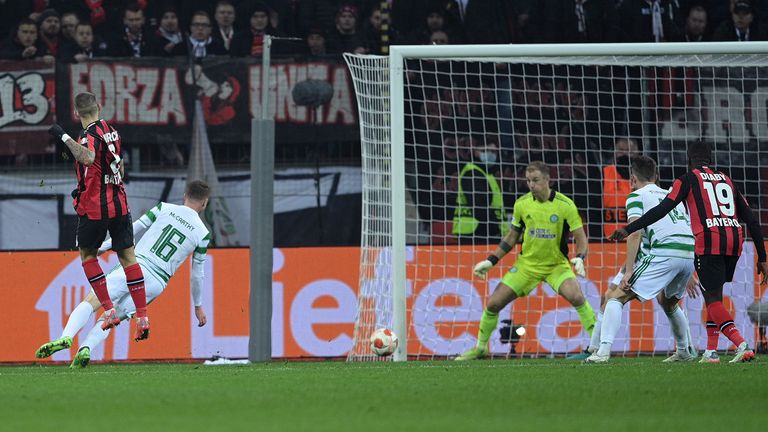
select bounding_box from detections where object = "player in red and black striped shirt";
[48,92,150,344]
[611,141,767,363]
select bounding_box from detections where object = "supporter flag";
[187,100,239,246]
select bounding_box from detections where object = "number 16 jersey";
[134,202,210,285]
[665,166,745,257]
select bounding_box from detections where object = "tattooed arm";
[49,124,95,166]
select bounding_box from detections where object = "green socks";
[476,309,499,349]
[575,301,596,336]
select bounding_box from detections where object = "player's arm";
[97,204,157,254]
[190,234,210,326]
[618,216,642,290]
[734,189,768,284]
[611,174,690,241]
[569,226,588,277]
[48,124,95,166]
[473,225,521,279]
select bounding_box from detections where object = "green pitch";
[1,358,766,431]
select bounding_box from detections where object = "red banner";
[0,60,56,156]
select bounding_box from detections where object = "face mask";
[478,151,498,164]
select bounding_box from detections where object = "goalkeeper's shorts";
[500,259,575,297]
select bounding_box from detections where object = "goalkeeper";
[456,161,596,360]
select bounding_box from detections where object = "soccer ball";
[370,328,398,356]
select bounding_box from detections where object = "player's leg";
[111,270,164,342]
[549,262,596,336]
[71,313,110,369]
[700,309,721,363]
[656,261,696,362]
[112,214,150,340]
[697,255,754,362]
[584,288,636,363]
[455,262,536,361]
[35,293,100,358]
[77,216,115,313]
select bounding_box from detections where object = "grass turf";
[1,358,766,431]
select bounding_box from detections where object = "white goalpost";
[345,42,768,362]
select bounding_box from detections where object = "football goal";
[345,42,768,361]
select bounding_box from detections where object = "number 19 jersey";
[134,202,210,285]
[666,166,745,257]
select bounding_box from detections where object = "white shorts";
[626,255,694,302]
[105,264,166,319]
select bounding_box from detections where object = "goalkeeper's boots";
[729,342,755,363]
[454,346,488,361]
[134,316,150,342]
[662,351,694,363]
[101,308,121,330]
[583,353,610,363]
[35,336,73,359]
[699,350,720,364]
[70,347,91,369]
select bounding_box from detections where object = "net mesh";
[346,51,768,361]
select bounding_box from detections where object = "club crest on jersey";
[550,214,559,223]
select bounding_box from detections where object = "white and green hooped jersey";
[625,184,695,260]
[134,202,210,285]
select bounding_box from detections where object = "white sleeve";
[190,256,204,307]
[98,212,153,253]
[190,232,210,308]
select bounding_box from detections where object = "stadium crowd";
[0,0,766,242]
[1,0,766,62]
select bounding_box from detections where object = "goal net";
[345,43,768,361]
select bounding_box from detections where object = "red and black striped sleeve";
[624,173,690,235]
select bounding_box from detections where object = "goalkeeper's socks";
[665,305,690,353]
[476,309,499,349]
[575,301,596,337]
[706,301,745,348]
[124,263,148,318]
[597,299,623,357]
[705,320,719,351]
[62,302,95,338]
[82,258,114,310]
[588,311,603,353]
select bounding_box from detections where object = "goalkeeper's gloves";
[473,255,498,279]
[570,254,586,277]
[48,123,69,142]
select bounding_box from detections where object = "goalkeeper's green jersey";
[510,190,583,269]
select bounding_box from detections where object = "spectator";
[363,4,388,55]
[529,0,619,43]
[230,2,279,56]
[676,4,709,42]
[174,11,228,59]
[408,6,460,44]
[306,27,327,57]
[213,0,237,52]
[297,0,363,37]
[429,29,450,45]
[60,12,80,46]
[0,18,49,61]
[712,0,766,41]
[452,140,508,243]
[148,6,184,57]
[37,9,62,57]
[602,137,640,238]
[618,0,680,42]
[327,5,367,54]
[106,3,152,57]
[59,22,108,63]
